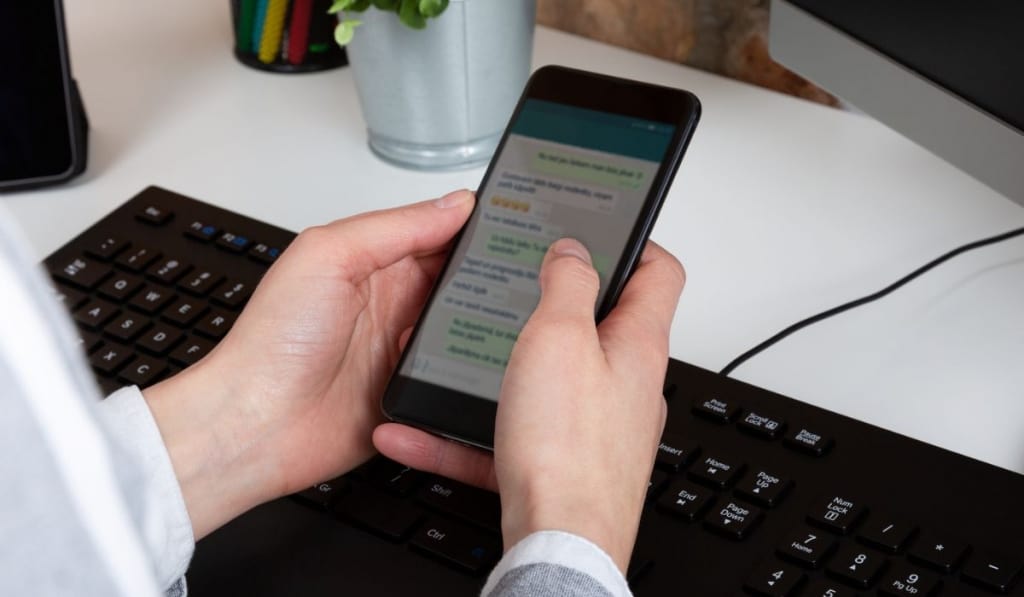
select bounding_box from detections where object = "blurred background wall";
[537,0,839,106]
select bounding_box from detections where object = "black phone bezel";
[0,0,87,192]
[381,65,701,450]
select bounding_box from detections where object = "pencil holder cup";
[231,0,347,73]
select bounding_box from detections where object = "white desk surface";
[7,2,1024,475]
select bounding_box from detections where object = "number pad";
[878,563,939,596]
[808,495,865,534]
[743,560,804,596]
[826,544,887,588]
[776,525,837,569]
[801,579,859,597]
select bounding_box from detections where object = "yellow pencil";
[258,0,289,64]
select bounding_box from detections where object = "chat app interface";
[401,99,676,401]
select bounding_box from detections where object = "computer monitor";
[769,0,1024,206]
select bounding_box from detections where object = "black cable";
[719,225,1024,377]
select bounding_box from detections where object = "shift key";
[410,516,501,575]
[416,477,501,532]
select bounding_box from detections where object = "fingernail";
[552,238,592,264]
[435,189,472,208]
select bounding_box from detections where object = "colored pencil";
[252,0,270,54]
[287,0,314,65]
[237,0,256,52]
[259,0,290,64]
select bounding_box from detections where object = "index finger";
[596,241,685,365]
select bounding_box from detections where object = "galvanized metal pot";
[345,0,536,170]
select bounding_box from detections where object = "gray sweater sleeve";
[487,563,614,597]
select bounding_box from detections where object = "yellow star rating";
[489,196,531,212]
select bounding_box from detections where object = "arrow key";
[743,560,804,596]
[826,544,887,588]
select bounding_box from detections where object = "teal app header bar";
[511,99,675,162]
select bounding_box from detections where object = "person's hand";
[143,190,474,539]
[374,238,684,572]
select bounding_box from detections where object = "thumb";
[531,238,601,325]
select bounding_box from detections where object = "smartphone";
[0,0,88,192]
[381,65,701,449]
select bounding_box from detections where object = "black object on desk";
[0,1,88,192]
[44,187,1024,596]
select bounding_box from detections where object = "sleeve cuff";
[482,530,632,597]
[96,386,195,590]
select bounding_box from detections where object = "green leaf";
[327,0,355,14]
[334,19,362,45]
[349,0,372,10]
[399,0,427,28]
[371,0,400,11]
[418,0,448,18]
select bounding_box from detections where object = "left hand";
[143,190,474,539]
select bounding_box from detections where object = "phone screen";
[399,98,677,402]
[0,2,75,183]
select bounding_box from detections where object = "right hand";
[374,238,685,572]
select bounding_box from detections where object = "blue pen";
[252,0,270,53]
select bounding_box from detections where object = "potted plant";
[330,0,537,170]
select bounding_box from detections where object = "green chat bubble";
[532,150,645,191]
[483,229,611,277]
[444,315,520,370]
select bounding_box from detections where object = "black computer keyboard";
[46,187,1024,596]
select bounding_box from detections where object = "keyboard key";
[147,257,192,285]
[136,205,173,225]
[185,220,219,241]
[103,313,151,342]
[74,299,121,330]
[744,560,804,596]
[216,232,251,252]
[77,331,104,354]
[735,469,792,507]
[656,480,714,521]
[777,525,837,569]
[704,500,762,539]
[692,396,740,423]
[410,516,501,575]
[97,273,144,302]
[415,477,501,533]
[857,516,916,553]
[248,242,283,264]
[179,269,225,296]
[801,579,859,596]
[907,533,969,573]
[878,563,940,596]
[784,427,834,456]
[116,246,161,272]
[211,279,252,309]
[334,484,422,541]
[738,410,786,439]
[86,236,129,261]
[961,551,1022,593]
[117,355,168,387]
[163,298,208,327]
[169,337,214,367]
[648,470,669,500]
[655,433,698,471]
[90,343,135,376]
[808,495,865,534]
[137,324,185,356]
[826,544,887,588]
[690,455,744,489]
[294,477,348,509]
[128,285,176,315]
[366,459,425,496]
[53,256,112,290]
[54,285,88,310]
[193,309,236,339]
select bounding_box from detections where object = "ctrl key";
[410,516,501,575]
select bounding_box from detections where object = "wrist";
[143,360,270,539]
